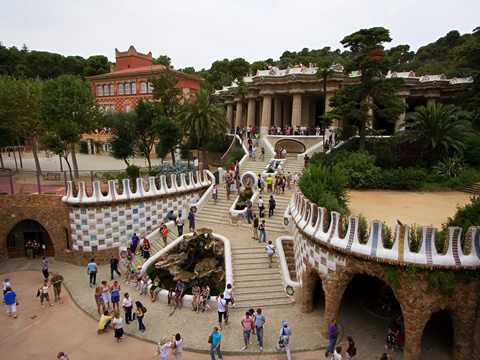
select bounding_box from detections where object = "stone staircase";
[127,229,179,269]
[231,246,294,309]
[460,181,480,195]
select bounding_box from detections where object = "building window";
[110,104,115,111]
[118,84,124,95]
[98,86,103,96]
[125,104,131,112]
[125,83,131,95]
[103,85,109,96]
[109,84,114,96]
[140,82,147,93]
[131,82,136,94]
[148,82,153,93]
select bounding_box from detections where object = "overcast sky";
[1,0,479,70]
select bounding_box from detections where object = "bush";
[335,151,379,189]
[443,168,480,189]
[299,165,349,215]
[79,140,88,154]
[375,168,427,190]
[464,135,480,167]
[442,196,480,244]
[433,154,465,179]
[409,223,423,253]
[225,145,245,170]
[383,223,393,249]
[358,214,369,244]
[206,133,230,153]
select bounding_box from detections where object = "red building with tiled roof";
[87,46,202,113]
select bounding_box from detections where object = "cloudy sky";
[2,0,479,70]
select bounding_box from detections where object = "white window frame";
[148,82,153,93]
[131,82,136,94]
[140,82,147,94]
[110,104,115,111]
[125,83,131,95]
[125,104,131,112]
[109,84,114,96]
[98,86,103,96]
[103,85,109,96]
[118,84,124,95]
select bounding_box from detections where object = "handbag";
[171,341,178,355]
[208,332,213,344]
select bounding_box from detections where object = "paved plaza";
[1,152,464,359]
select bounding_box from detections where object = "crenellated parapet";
[63,171,213,252]
[286,187,480,271]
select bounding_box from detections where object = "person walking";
[50,272,64,302]
[3,286,17,318]
[246,201,253,224]
[276,320,292,360]
[265,241,275,267]
[258,196,265,218]
[172,333,183,360]
[161,223,168,247]
[110,280,121,312]
[3,277,11,296]
[268,195,276,217]
[41,256,49,279]
[157,337,172,360]
[210,327,222,360]
[176,213,184,236]
[224,283,235,308]
[241,311,253,350]
[251,145,256,161]
[135,301,146,332]
[325,319,339,357]
[87,258,97,287]
[110,256,121,280]
[94,286,105,316]
[385,318,398,352]
[254,308,265,351]
[112,311,124,342]
[345,336,357,360]
[259,220,266,243]
[26,239,34,259]
[251,215,259,240]
[38,279,54,307]
[332,346,343,360]
[212,185,218,204]
[216,293,228,330]
[122,293,133,324]
[188,207,196,232]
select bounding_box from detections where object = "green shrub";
[225,145,246,170]
[464,135,480,167]
[206,133,230,153]
[428,270,456,297]
[335,151,379,189]
[383,266,399,292]
[79,140,88,154]
[433,154,466,179]
[442,196,480,244]
[382,222,393,249]
[358,214,369,244]
[444,168,480,189]
[409,223,423,253]
[299,165,349,215]
[435,230,446,254]
[375,168,427,190]
[405,264,421,278]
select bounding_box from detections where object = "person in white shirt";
[3,277,11,296]
[122,293,133,324]
[258,197,265,218]
[157,337,172,360]
[216,293,228,330]
[265,241,276,268]
[176,213,184,236]
[331,346,343,360]
[112,311,124,342]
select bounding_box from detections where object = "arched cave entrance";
[313,274,325,310]
[421,310,453,360]
[7,220,55,258]
[338,274,403,349]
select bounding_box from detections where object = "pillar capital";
[260,90,275,97]
[289,89,305,95]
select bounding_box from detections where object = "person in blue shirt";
[3,286,17,318]
[254,308,266,351]
[130,233,139,255]
[210,326,222,360]
[87,258,97,287]
[188,207,196,232]
[276,320,292,359]
[174,280,185,309]
[167,210,176,221]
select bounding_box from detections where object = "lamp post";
[185,131,191,167]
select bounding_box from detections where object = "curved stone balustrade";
[288,188,480,269]
[62,170,213,204]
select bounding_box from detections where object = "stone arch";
[6,219,55,258]
[299,264,325,313]
[275,138,307,154]
[421,309,454,359]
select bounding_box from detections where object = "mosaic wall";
[293,227,346,284]
[69,193,199,251]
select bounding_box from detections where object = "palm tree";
[399,103,475,156]
[177,89,228,169]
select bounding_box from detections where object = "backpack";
[347,344,357,356]
[280,328,289,345]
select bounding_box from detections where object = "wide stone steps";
[130,231,178,268]
[460,182,480,195]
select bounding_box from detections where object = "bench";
[43,172,61,180]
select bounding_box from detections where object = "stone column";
[301,96,310,126]
[402,307,432,360]
[260,91,273,137]
[299,265,319,314]
[291,90,304,127]
[274,97,282,126]
[235,100,243,128]
[247,97,256,127]
[226,103,234,131]
[283,99,291,126]
[321,274,352,338]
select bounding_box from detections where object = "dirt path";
[348,190,473,229]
